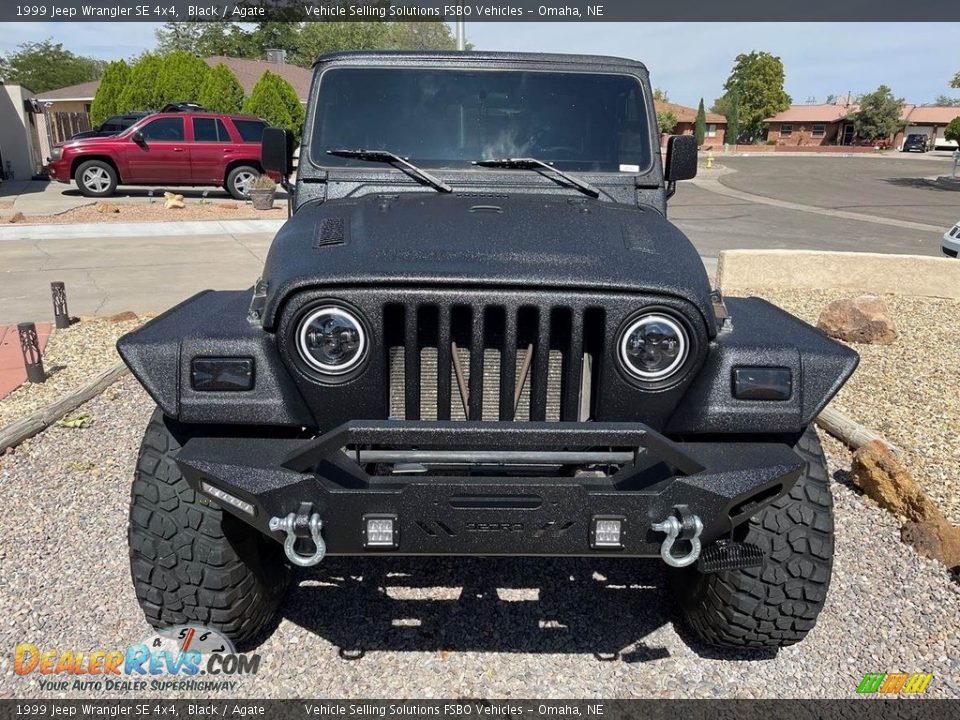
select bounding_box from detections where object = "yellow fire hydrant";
[706,152,715,169]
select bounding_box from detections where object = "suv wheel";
[226,165,259,200]
[670,427,833,648]
[128,408,291,646]
[75,160,118,197]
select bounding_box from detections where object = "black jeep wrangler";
[119,51,857,649]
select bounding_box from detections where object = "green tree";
[90,60,130,125]
[694,98,707,146]
[944,117,960,144]
[198,63,245,114]
[243,71,305,140]
[719,51,791,141]
[118,53,165,111]
[849,85,905,142]
[156,50,210,106]
[725,88,741,145]
[952,71,960,89]
[656,109,678,135]
[292,22,389,66]
[0,39,103,93]
[384,22,460,50]
[934,95,960,107]
[653,88,669,102]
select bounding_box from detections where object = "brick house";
[654,100,727,147]
[764,103,856,146]
[893,105,960,150]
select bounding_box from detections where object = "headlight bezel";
[616,308,695,388]
[293,302,370,379]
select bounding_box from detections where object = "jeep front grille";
[384,303,605,422]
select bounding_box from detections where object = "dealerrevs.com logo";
[14,625,260,693]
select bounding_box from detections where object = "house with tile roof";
[654,100,727,147]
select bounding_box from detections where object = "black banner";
[1,700,959,720]
[1,0,959,23]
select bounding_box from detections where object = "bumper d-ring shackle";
[651,505,703,568]
[269,501,326,567]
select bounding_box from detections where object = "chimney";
[266,49,286,65]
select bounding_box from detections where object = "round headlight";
[297,306,367,375]
[619,313,689,381]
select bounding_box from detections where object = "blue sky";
[1,22,957,107]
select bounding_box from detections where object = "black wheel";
[128,408,290,646]
[225,165,259,200]
[75,159,118,197]
[671,427,833,648]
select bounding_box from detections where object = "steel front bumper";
[175,421,805,558]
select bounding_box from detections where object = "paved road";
[718,155,960,228]
[0,156,956,323]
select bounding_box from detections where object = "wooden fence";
[48,112,91,144]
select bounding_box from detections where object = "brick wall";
[767,121,841,147]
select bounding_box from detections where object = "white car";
[943,221,960,258]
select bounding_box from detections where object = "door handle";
[172,147,184,152]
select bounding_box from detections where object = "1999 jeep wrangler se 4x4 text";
[119,52,857,650]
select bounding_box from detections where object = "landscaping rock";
[219,202,239,210]
[163,192,186,210]
[7,212,26,224]
[901,521,960,571]
[95,202,120,214]
[104,311,138,323]
[817,295,897,344]
[851,440,935,522]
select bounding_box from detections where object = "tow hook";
[269,501,326,567]
[651,505,703,568]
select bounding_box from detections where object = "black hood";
[260,193,714,329]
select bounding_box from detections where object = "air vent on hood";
[314,218,346,249]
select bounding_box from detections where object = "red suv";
[47,112,270,199]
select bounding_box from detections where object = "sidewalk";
[0,218,285,241]
[0,323,51,400]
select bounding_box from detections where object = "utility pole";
[456,20,465,50]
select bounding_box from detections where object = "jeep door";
[189,116,234,183]
[124,116,190,183]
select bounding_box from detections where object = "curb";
[0,218,285,241]
[0,361,128,454]
[717,249,960,300]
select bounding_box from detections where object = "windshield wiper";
[472,157,600,198]
[326,148,452,193]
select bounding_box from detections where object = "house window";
[706,123,717,137]
[780,124,793,138]
[812,124,826,138]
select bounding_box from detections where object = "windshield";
[311,67,651,173]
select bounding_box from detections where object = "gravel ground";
[0,317,142,427]
[2,200,284,225]
[1,376,958,700]
[725,288,960,526]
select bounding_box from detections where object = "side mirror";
[132,130,145,144]
[664,134,698,182]
[261,127,294,177]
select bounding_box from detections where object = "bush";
[243,71,305,141]
[198,63,245,114]
[90,60,129,125]
[945,116,960,144]
[155,51,210,107]
[118,53,164,112]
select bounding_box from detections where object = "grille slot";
[386,303,598,422]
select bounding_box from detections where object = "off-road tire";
[225,164,259,200]
[671,427,833,648]
[74,159,118,197]
[128,408,291,646]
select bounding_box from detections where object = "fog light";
[363,514,398,548]
[591,516,624,549]
[200,481,256,516]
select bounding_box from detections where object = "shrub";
[156,50,210,106]
[945,116,960,144]
[198,63,245,114]
[118,53,164,112]
[90,60,129,125]
[243,71,305,141]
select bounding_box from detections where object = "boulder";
[901,521,960,571]
[104,310,138,323]
[816,295,897,344]
[851,440,936,522]
[95,202,120,214]
[163,192,185,210]
[7,212,26,224]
